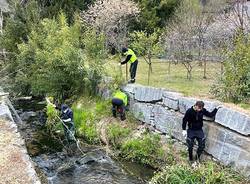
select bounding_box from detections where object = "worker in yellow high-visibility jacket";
[112,89,128,121]
[121,47,138,83]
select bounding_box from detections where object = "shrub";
[211,35,250,103]
[107,123,131,148]
[121,133,164,166]
[150,161,245,184]
[73,108,99,144]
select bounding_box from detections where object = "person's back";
[112,90,128,120]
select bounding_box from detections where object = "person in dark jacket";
[182,101,221,162]
[120,47,138,83]
[61,104,75,144]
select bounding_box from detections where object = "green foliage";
[150,161,245,184]
[107,123,131,148]
[46,103,63,135]
[37,0,95,24]
[121,133,164,166]
[82,29,107,95]
[74,108,99,144]
[0,0,41,54]
[211,35,250,103]
[15,13,86,100]
[130,30,163,84]
[72,96,110,144]
[132,0,180,33]
[130,31,163,58]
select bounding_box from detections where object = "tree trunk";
[168,61,171,74]
[125,63,128,81]
[148,63,151,85]
[203,60,207,79]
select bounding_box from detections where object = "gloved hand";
[182,130,187,139]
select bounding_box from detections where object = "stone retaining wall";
[0,95,40,184]
[120,84,250,178]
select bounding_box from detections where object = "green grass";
[105,58,221,98]
[72,96,110,144]
[121,133,165,167]
[150,161,247,184]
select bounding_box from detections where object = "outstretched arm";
[121,55,132,65]
[203,108,218,118]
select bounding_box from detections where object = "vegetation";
[211,35,250,103]
[150,161,246,184]
[121,133,164,166]
[107,122,131,149]
[130,31,163,84]
[106,59,220,97]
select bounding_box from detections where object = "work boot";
[128,79,135,84]
[120,113,126,121]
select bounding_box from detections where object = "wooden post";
[125,63,128,81]
[0,9,3,35]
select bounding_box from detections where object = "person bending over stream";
[61,104,76,145]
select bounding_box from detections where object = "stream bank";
[13,97,155,184]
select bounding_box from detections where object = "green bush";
[150,161,245,184]
[107,123,131,148]
[121,133,164,166]
[73,108,99,144]
[211,35,250,103]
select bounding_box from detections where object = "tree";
[37,0,95,24]
[82,28,107,95]
[81,0,139,52]
[132,0,181,33]
[0,0,40,54]
[130,31,163,84]
[164,0,225,80]
[15,13,86,100]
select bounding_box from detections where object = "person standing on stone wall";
[182,101,221,164]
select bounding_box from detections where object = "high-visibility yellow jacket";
[124,49,137,63]
[113,90,128,106]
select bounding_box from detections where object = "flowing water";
[13,98,154,184]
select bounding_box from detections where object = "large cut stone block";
[162,91,183,110]
[134,86,164,102]
[152,105,184,141]
[121,84,137,94]
[204,121,250,176]
[215,107,250,136]
[131,103,153,124]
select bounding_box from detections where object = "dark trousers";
[130,60,138,80]
[186,129,205,161]
[112,98,125,119]
[63,121,75,143]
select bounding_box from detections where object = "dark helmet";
[122,47,128,53]
[61,104,69,111]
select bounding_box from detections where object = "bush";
[107,123,131,148]
[121,133,164,166]
[211,35,250,103]
[73,108,99,144]
[150,161,245,184]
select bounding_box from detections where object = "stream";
[13,97,155,184]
